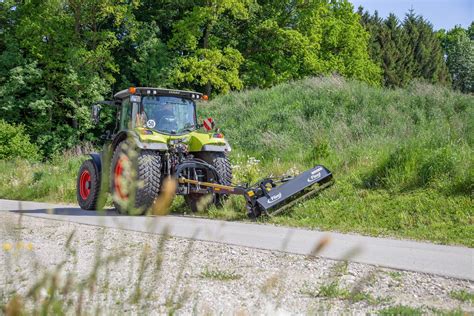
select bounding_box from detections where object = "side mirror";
[91,104,101,125]
[202,117,215,131]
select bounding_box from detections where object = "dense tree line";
[0,0,471,157]
[358,8,473,92]
[358,8,448,88]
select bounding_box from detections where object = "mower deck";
[177,164,333,218]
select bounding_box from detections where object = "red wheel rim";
[79,170,91,200]
[114,156,129,200]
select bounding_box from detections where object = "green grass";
[430,308,470,316]
[1,76,473,246]
[315,282,351,300]
[378,305,423,316]
[0,154,82,204]
[199,267,242,281]
[450,289,474,303]
[387,271,403,282]
[300,281,388,305]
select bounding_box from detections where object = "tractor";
[76,87,334,217]
[76,87,231,215]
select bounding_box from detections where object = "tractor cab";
[112,87,206,135]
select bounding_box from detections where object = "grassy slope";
[200,76,473,246]
[1,76,473,246]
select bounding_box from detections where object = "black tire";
[110,143,162,215]
[77,159,104,210]
[185,152,232,212]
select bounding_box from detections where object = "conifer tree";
[359,8,451,88]
[402,10,450,85]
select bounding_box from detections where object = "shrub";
[0,120,41,161]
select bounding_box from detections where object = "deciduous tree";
[439,26,474,93]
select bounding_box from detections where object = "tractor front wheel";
[77,159,104,210]
[110,143,162,215]
[185,152,232,212]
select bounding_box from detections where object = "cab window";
[120,99,131,130]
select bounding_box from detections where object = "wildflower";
[3,243,12,251]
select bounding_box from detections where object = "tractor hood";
[136,128,230,152]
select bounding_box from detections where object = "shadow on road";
[10,208,119,216]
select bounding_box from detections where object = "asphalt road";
[1,199,472,281]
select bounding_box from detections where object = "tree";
[0,0,137,155]
[117,22,172,88]
[242,0,381,88]
[439,26,474,93]
[468,22,474,40]
[317,0,381,85]
[167,0,253,95]
[358,8,451,88]
[171,47,244,93]
[402,10,450,85]
[358,8,384,67]
[242,18,324,87]
[359,10,408,87]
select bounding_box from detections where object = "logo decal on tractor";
[146,119,156,128]
[267,192,282,204]
[307,172,321,183]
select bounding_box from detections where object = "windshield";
[140,96,197,134]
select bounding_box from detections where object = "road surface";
[1,199,472,280]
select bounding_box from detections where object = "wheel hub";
[114,156,129,200]
[79,170,91,200]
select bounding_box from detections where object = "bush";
[0,120,41,161]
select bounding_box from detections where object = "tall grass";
[203,76,472,194]
[0,154,83,203]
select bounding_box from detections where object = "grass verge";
[450,289,474,303]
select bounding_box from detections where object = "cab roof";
[113,87,204,100]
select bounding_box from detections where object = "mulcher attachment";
[176,161,334,218]
[244,165,333,218]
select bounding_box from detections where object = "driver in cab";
[137,97,176,131]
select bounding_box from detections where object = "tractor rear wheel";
[110,143,162,215]
[185,152,232,212]
[77,159,104,210]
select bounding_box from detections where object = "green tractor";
[76,87,232,215]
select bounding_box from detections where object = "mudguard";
[112,130,168,151]
[89,153,102,173]
[200,141,231,152]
